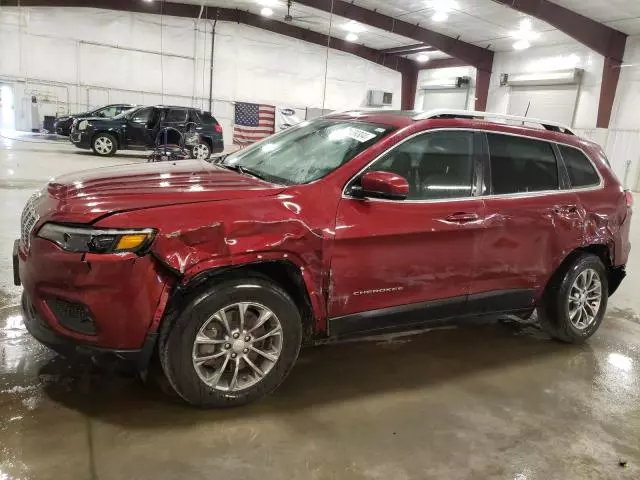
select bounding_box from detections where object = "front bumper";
[21,291,158,369]
[15,236,170,355]
[70,130,90,148]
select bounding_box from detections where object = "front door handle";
[553,204,578,214]
[444,212,480,223]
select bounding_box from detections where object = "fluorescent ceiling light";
[519,18,532,31]
[341,20,366,33]
[261,7,273,16]
[513,40,530,50]
[510,16,540,42]
[346,33,358,42]
[432,11,448,22]
[416,53,430,62]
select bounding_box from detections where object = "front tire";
[190,142,211,160]
[160,278,302,408]
[91,133,117,157]
[538,253,608,343]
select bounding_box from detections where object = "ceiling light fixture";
[416,53,431,62]
[261,7,274,16]
[427,0,458,22]
[432,11,448,22]
[341,20,366,33]
[346,33,358,42]
[510,16,540,49]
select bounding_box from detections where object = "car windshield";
[220,119,395,185]
[115,107,141,119]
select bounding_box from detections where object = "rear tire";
[190,142,211,160]
[91,133,117,157]
[160,278,302,408]
[537,253,608,343]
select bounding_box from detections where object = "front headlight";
[37,223,155,254]
[78,120,88,130]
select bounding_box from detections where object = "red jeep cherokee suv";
[14,110,631,407]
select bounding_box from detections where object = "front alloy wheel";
[160,277,302,408]
[192,302,283,392]
[92,133,117,156]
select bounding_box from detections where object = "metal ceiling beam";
[380,44,435,55]
[492,0,626,61]
[420,58,469,70]
[3,0,416,72]
[294,0,494,72]
[492,0,627,128]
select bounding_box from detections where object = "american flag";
[233,102,275,146]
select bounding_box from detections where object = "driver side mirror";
[355,171,409,200]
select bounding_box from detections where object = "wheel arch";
[164,260,319,345]
[91,129,121,149]
[549,243,622,296]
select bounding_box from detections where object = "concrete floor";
[0,133,639,479]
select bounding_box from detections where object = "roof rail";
[412,109,575,135]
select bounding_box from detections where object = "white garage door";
[507,85,579,126]
[422,89,469,111]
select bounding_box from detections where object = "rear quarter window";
[559,145,600,188]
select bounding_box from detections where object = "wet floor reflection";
[1,305,639,479]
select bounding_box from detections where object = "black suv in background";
[70,105,224,159]
[54,104,134,136]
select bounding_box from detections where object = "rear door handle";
[444,212,480,223]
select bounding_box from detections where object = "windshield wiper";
[217,162,267,181]
[213,153,230,164]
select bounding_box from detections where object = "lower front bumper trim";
[21,293,157,370]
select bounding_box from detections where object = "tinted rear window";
[488,133,559,194]
[165,109,188,122]
[559,145,600,188]
[201,111,217,123]
[189,110,202,123]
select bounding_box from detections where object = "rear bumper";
[608,265,626,296]
[211,138,224,154]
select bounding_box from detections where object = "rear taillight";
[625,190,633,208]
[214,123,223,133]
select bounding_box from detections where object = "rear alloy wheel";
[190,142,211,160]
[91,133,117,157]
[538,253,608,343]
[160,278,302,408]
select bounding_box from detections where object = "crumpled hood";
[39,160,285,223]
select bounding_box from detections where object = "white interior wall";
[0,6,401,143]
[414,66,477,111]
[486,43,604,130]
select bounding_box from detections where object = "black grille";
[46,298,97,335]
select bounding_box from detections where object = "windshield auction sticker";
[347,127,377,143]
